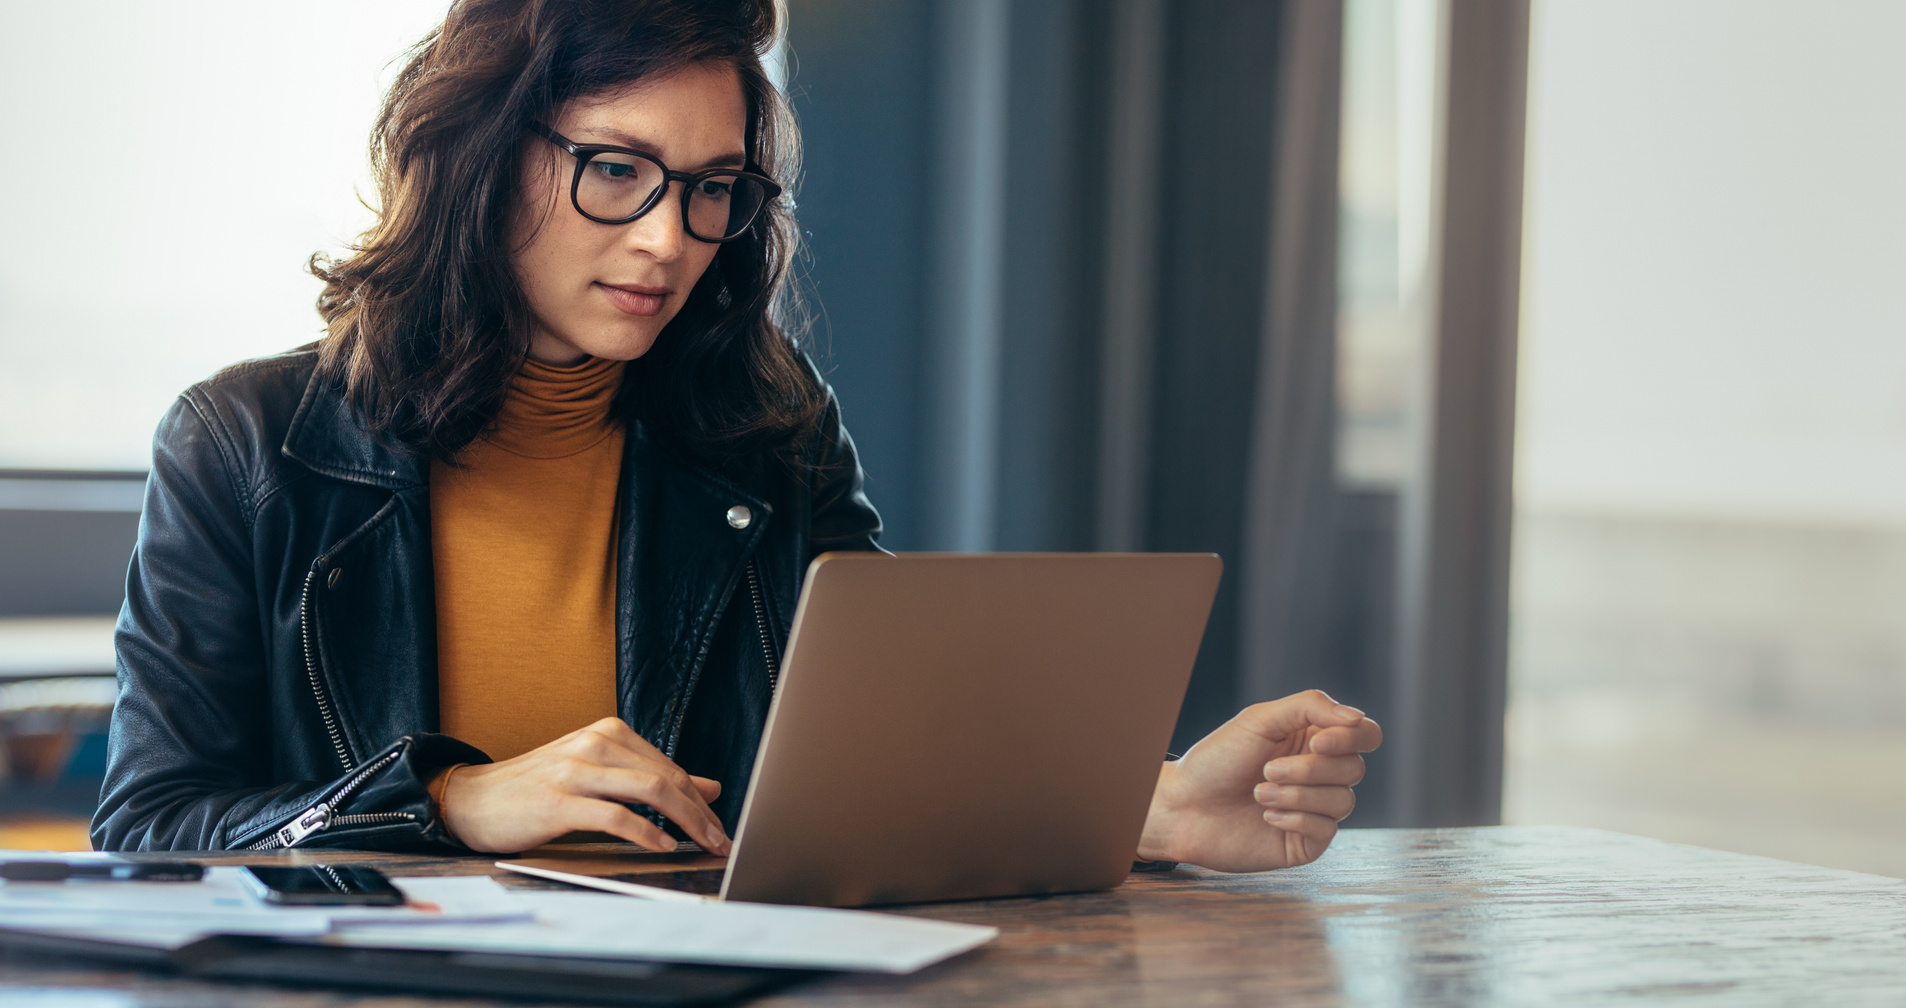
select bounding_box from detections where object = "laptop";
[513,552,1221,907]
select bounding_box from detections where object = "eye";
[590,160,637,180]
[695,178,734,200]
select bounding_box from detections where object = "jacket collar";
[278,357,770,509]
[281,367,431,490]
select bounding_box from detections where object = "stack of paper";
[330,890,998,974]
[0,868,525,939]
[0,856,997,974]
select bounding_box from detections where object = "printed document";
[329,889,998,974]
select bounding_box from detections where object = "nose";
[621,180,687,263]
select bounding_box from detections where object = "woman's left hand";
[1136,690,1382,872]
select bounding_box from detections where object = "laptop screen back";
[722,552,1221,907]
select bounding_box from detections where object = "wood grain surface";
[3,825,1902,1006]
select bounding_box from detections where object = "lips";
[595,282,670,317]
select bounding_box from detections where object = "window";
[0,2,450,470]
[1506,0,1906,876]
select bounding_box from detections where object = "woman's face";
[512,62,747,366]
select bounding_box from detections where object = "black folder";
[0,928,815,1005]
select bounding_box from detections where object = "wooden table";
[3,825,1903,1006]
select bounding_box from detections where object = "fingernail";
[1334,704,1364,720]
[1264,761,1291,782]
[1254,783,1281,805]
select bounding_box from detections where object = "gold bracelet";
[430,763,469,843]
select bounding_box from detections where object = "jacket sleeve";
[90,394,486,852]
[805,381,887,556]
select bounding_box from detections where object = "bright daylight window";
[1336,0,1906,875]
[0,2,452,471]
[1506,0,1906,876]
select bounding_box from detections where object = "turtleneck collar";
[483,355,627,459]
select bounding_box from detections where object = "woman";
[92,0,1380,872]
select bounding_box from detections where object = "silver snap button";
[725,505,753,530]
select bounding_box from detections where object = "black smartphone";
[240,865,405,906]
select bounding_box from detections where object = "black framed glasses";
[530,121,782,242]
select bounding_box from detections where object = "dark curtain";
[786,0,1524,826]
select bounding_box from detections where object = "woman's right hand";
[438,717,731,855]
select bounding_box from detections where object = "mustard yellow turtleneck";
[430,355,626,763]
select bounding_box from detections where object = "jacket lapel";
[616,423,771,755]
[281,371,438,758]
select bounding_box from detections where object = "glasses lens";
[685,173,769,241]
[575,151,666,222]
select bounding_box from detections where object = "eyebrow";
[575,127,747,171]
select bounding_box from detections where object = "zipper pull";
[273,803,332,847]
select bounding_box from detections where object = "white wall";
[1518,0,1906,525]
[0,1,450,470]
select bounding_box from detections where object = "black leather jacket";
[91,347,881,852]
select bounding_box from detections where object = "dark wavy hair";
[312,0,821,462]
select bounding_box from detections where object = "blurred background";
[0,0,1899,877]
[1505,0,1906,876]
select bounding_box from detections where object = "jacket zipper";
[300,565,354,773]
[663,558,780,755]
[745,559,781,695]
[246,748,414,850]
